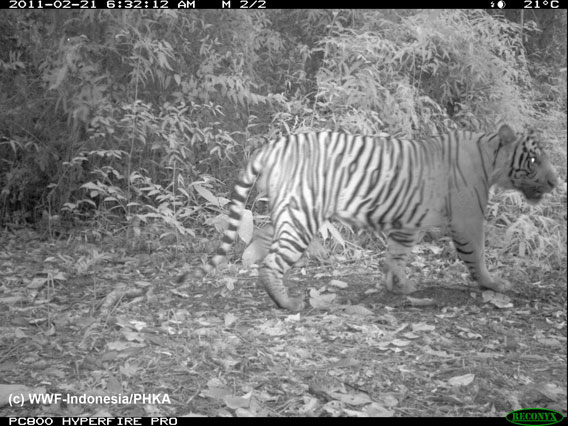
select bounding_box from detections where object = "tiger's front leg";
[451,219,512,292]
[260,252,306,312]
[384,231,421,294]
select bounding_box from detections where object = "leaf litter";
[0,230,566,416]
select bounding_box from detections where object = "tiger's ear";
[497,124,516,145]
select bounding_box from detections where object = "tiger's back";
[178,125,557,311]
[259,131,482,232]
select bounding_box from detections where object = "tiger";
[177,125,557,312]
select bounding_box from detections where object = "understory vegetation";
[0,10,565,259]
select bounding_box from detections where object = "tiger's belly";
[333,198,448,234]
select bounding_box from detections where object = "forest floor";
[0,228,566,417]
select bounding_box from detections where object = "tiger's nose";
[547,173,558,190]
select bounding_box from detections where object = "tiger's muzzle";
[521,172,557,204]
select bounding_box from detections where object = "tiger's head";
[495,125,558,205]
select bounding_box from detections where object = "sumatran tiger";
[177,125,557,312]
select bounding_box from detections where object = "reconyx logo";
[506,408,564,426]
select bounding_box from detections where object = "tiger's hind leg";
[259,221,313,312]
[385,230,422,294]
[451,218,511,292]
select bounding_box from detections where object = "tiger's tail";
[175,152,262,284]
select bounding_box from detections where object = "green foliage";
[315,10,537,135]
[487,190,566,271]
[0,10,565,271]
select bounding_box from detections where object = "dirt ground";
[0,229,566,417]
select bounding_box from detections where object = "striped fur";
[177,125,557,311]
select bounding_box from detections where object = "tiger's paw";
[478,278,512,293]
[385,272,417,294]
[278,297,305,312]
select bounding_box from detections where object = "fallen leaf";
[15,328,28,338]
[284,313,302,322]
[235,407,257,417]
[52,272,67,281]
[221,277,236,291]
[309,290,336,309]
[482,291,513,308]
[121,330,145,342]
[129,320,147,331]
[0,296,26,304]
[343,305,374,316]
[201,387,232,400]
[27,277,47,289]
[535,338,561,347]
[448,373,475,387]
[106,374,122,394]
[258,320,287,336]
[329,279,348,289]
[364,402,395,417]
[330,392,372,406]
[532,383,567,400]
[299,396,319,414]
[322,400,343,416]
[224,313,238,326]
[424,347,450,357]
[390,339,412,347]
[224,393,251,409]
[412,322,435,332]
[377,394,399,407]
[342,408,368,417]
